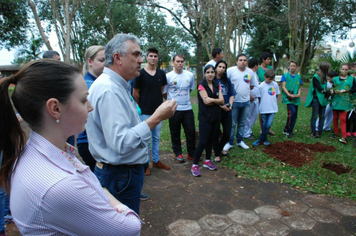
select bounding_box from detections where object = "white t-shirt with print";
[164,70,195,111]
[227,66,257,103]
[258,81,280,114]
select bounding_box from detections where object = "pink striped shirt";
[10,131,141,235]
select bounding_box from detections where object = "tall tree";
[246,0,355,73]
[0,0,28,50]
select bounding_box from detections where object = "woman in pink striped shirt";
[0,60,141,235]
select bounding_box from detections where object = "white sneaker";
[237,141,249,149]
[223,142,233,151]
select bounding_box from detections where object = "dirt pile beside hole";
[263,141,336,167]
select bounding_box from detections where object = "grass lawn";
[160,82,356,200]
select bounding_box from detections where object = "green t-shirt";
[257,65,273,82]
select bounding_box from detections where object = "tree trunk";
[28,0,53,50]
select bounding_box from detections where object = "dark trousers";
[284,104,298,134]
[346,110,356,133]
[311,98,326,133]
[169,110,196,156]
[213,112,232,156]
[194,120,220,165]
[77,142,96,172]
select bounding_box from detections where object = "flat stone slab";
[198,214,232,231]
[224,224,261,236]
[227,210,260,225]
[282,213,316,230]
[307,208,340,223]
[254,205,283,220]
[168,219,201,236]
[302,195,332,208]
[255,220,289,236]
[331,203,356,216]
[279,200,309,213]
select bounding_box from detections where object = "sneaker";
[223,142,233,151]
[203,160,217,170]
[237,141,249,149]
[346,132,351,137]
[339,137,348,144]
[330,133,337,139]
[282,130,288,135]
[140,193,150,201]
[245,135,254,140]
[187,154,194,160]
[191,165,201,177]
[145,167,151,176]
[253,140,260,146]
[263,141,270,146]
[286,133,293,138]
[176,154,184,163]
[152,161,171,170]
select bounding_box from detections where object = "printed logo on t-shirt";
[268,87,276,96]
[243,74,251,83]
[173,80,177,85]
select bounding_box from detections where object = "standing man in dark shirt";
[133,48,170,175]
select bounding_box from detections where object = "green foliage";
[12,34,43,64]
[0,0,28,49]
[159,86,356,200]
[309,53,356,73]
[139,9,194,66]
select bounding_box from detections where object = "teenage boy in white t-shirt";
[164,54,196,163]
[253,69,280,146]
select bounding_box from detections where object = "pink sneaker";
[203,160,217,170]
[191,165,201,177]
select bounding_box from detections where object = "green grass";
[160,83,356,200]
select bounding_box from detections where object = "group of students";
[306,61,356,144]
[192,52,356,178]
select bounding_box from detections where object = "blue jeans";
[311,98,326,133]
[259,113,275,142]
[140,114,162,163]
[229,101,250,144]
[0,188,5,232]
[94,164,144,215]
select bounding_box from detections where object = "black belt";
[96,162,143,169]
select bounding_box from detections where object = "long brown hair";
[0,60,80,191]
[316,61,331,84]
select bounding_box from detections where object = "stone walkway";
[140,153,356,236]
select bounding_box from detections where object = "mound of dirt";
[263,141,336,167]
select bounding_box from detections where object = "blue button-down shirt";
[86,67,150,165]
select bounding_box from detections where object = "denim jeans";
[316,104,333,131]
[94,164,144,215]
[259,113,275,142]
[0,188,5,232]
[229,101,250,144]
[311,98,326,133]
[140,114,162,163]
[284,104,298,134]
[214,111,232,156]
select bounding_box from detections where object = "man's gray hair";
[105,34,140,67]
[43,50,60,59]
